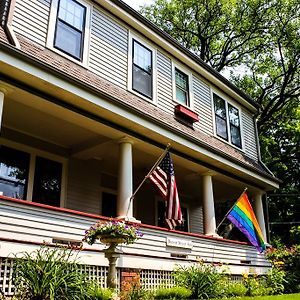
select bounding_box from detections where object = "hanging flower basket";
[83,220,143,246]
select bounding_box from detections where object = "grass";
[217,293,300,300]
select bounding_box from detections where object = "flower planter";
[99,236,127,245]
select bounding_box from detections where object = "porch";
[0,195,270,294]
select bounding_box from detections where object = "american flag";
[149,151,182,230]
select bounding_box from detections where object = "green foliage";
[12,246,87,300]
[223,281,247,297]
[291,226,300,245]
[153,286,191,299]
[266,267,286,295]
[86,282,113,300]
[266,243,300,294]
[173,262,225,299]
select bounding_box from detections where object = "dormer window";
[213,93,242,149]
[54,0,86,60]
[175,68,189,106]
[132,40,153,99]
[47,0,90,65]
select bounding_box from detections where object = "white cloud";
[123,0,155,10]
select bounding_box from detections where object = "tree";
[141,0,300,241]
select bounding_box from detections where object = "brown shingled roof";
[0,31,276,181]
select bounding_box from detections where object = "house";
[0,0,279,294]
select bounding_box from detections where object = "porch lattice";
[140,269,175,290]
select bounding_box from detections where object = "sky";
[123,0,154,10]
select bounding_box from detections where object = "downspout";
[253,114,275,177]
[3,0,20,48]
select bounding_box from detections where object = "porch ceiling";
[1,85,208,179]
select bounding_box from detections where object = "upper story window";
[175,68,189,106]
[47,0,90,65]
[213,93,242,149]
[54,0,86,60]
[132,39,153,99]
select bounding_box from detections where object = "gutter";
[0,40,281,187]
[3,0,19,48]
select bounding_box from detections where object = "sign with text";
[166,237,193,249]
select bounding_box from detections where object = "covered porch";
[0,84,268,240]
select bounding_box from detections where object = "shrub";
[266,244,300,293]
[223,281,247,297]
[154,286,191,299]
[173,262,225,299]
[86,282,113,300]
[12,246,87,300]
[266,267,286,294]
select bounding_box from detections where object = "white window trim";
[211,89,245,151]
[127,31,157,104]
[172,62,194,110]
[46,0,91,67]
[155,197,189,231]
[0,138,68,207]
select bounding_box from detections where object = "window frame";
[0,139,67,207]
[212,91,244,150]
[46,0,91,66]
[128,32,157,103]
[172,63,193,109]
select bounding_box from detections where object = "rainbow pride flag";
[227,191,266,253]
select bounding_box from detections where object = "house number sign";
[166,237,193,249]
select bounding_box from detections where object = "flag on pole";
[149,151,183,230]
[226,191,266,253]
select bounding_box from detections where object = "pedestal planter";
[83,220,143,290]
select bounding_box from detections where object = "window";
[213,93,242,148]
[32,157,62,207]
[54,0,86,60]
[175,68,189,106]
[0,146,30,199]
[157,200,189,232]
[132,39,153,99]
[0,144,64,206]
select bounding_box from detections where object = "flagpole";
[125,143,171,217]
[215,187,248,233]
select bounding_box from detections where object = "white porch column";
[0,90,4,132]
[202,172,217,236]
[116,137,135,221]
[254,192,267,242]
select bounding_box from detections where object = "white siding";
[157,51,173,113]
[189,203,204,234]
[12,0,50,46]
[193,75,214,135]
[242,110,258,161]
[89,8,128,88]
[66,158,101,214]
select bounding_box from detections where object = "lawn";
[219,294,300,300]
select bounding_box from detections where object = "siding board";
[193,75,214,135]
[89,8,128,88]
[242,110,258,160]
[157,51,173,113]
[12,0,50,46]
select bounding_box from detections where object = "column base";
[116,216,141,223]
[205,233,222,238]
